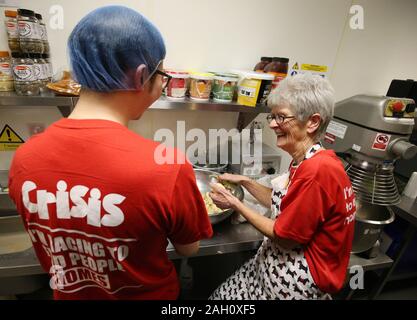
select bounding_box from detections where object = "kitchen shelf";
[151,97,270,113]
[0,92,75,117]
[150,97,270,130]
[0,93,270,130]
[0,92,74,107]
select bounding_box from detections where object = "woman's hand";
[209,182,242,211]
[217,173,250,185]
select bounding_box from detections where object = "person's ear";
[306,113,321,134]
[134,64,149,91]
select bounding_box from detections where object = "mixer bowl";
[352,201,395,253]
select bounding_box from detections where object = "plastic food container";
[17,9,43,54]
[189,72,214,101]
[212,73,239,103]
[237,71,274,107]
[4,10,20,53]
[165,70,189,99]
[11,52,40,96]
[0,51,14,92]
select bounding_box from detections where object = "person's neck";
[68,90,144,127]
[290,139,317,165]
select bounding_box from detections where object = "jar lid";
[28,53,41,59]
[190,72,214,80]
[272,57,289,63]
[165,70,189,78]
[261,57,273,62]
[214,73,239,82]
[0,51,10,58]
[11,52,22,58]
[17,9,35,17]
[12,52,32,59]
[4,10,17,18]
[240,71,275,81]
[35,13,43,20]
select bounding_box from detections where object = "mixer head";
[323,95,417,206]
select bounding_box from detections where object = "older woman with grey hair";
[209,73,356,300]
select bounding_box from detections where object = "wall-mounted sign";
[0,124,25,151]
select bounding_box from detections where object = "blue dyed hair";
[68,6,166,92]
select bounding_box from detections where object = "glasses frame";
[154,69,172,91]
[266,114,296,125]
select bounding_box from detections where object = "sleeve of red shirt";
[168,162,213,245]
[274,178,335,244]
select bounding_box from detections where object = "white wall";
[330,0,417,101]
[0,0,351,173]
[1,0,416,175]
[0,0,352,72]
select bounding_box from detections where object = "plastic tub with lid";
[189,72,214,101]
[165,70,189,99]
[212,73,239,103]
[236,71,274,107]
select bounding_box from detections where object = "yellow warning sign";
[301,64,328,73]
[0,124,25,151]
[292,62,299,70]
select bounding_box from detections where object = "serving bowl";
[194,169,244,224]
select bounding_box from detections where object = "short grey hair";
[267,73,335,139]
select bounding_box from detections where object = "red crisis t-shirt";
[8,118,213,300]
[274,150,355,294]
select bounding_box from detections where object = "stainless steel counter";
[167,222,264,260]
[0,219,392,279]
[369,195,417,299]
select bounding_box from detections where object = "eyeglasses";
[266,114,296,124]
[154,69,172,91]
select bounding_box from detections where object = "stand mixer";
[323,95,417,254]
[323,95,417,205]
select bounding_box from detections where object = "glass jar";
[17,9,43,54]
[4,10,20,52]
[11,52,40,96]
[264,57,289,89]
[254,57,272,72]
[30,53,48,92]
[42,53,53,81]
[0,51,14,91]
[35,13,49,54]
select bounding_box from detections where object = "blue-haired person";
[9,6,213,300]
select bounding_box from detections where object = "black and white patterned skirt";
[209,238,327,300]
